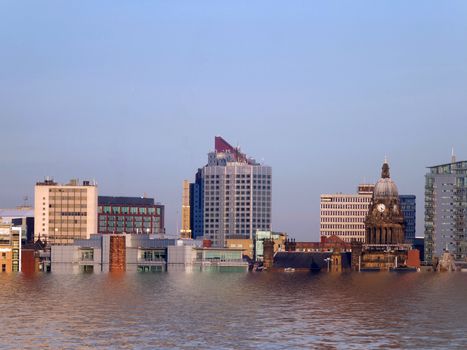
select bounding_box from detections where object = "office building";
[34,178,98,245]
[399,195,416,243]
[320,184,374,243]
[425,153,467,262]
[0,223,21,272]
[0,206,34,244]
[98,196,164,236]
[189,170,204,239]
[191,136,272,247]
[180,180,191,239]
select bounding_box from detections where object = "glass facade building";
[189,169,204,239]
[399,195,416,244]
[98,196,164,236]
[425,159,467,262]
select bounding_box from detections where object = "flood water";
[1,271,466,349]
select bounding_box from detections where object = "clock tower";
[365,160,405,244]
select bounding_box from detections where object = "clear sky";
[1,1,466,240]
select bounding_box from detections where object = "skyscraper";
[192,136,272,247]
[190,169,204,239]
[34,178,98,245]
[425,153,467,262]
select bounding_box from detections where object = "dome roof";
[373,161,399,200]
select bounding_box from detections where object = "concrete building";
[191,136,272,247]
[168,243,247,271]
[0,224,21,272]
[0,207,34,244]
[180,180,191,239]
[425,153,467,263]
[51,234,176,273]
[399,195,416,243]
[34,178,98,244]
[320,184,374,243]
[98,196,164,236]
[51,234,247,273]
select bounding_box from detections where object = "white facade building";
[202,137,272,247]
[320,184,374,243]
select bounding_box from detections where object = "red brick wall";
[109,236,126,272]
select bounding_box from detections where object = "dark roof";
[274,252,352,270]
[98,196,155,206]
[22,238,47,250]
[427,160,466,169]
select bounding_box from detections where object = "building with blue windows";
[189,169,204,239]
[399,195,416,244]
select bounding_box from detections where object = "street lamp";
[324,257,331,272]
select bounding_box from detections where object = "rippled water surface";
[1,271,466,349]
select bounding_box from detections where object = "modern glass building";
[189,169,204,239]
[399,195,416,244]
[98,196,164,236]
[425,156,467,262]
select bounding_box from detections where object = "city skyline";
[1,1,467,240]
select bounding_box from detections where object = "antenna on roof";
[451,147,456,163]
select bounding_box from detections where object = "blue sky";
[1,1,466,240]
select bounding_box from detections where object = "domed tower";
[365,160,405,244]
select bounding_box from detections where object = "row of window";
[321,217,365,223]
[205,202,271,207]
[323,197,370,203]
[320,224,364,229]
[205,187,271,194]
[204,174,271,179]
[321,211,368,216]
[100,222,152,228]
[321,204,369,209]
[49,188,87,193]
[99,216,159,222]
[99,206,160,215]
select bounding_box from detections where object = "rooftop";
[98,196,156,206]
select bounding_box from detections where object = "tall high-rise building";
[192,136,272,247]
[34,178,98,245]
[320,184,374,243]
[180,180,191,239]
[189,169,204,239]
[97,196,164,236]
[399,195,416,244]
[425,153,467,262]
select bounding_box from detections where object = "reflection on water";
[1,272,466,349]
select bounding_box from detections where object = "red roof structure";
[214,136,248,163]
